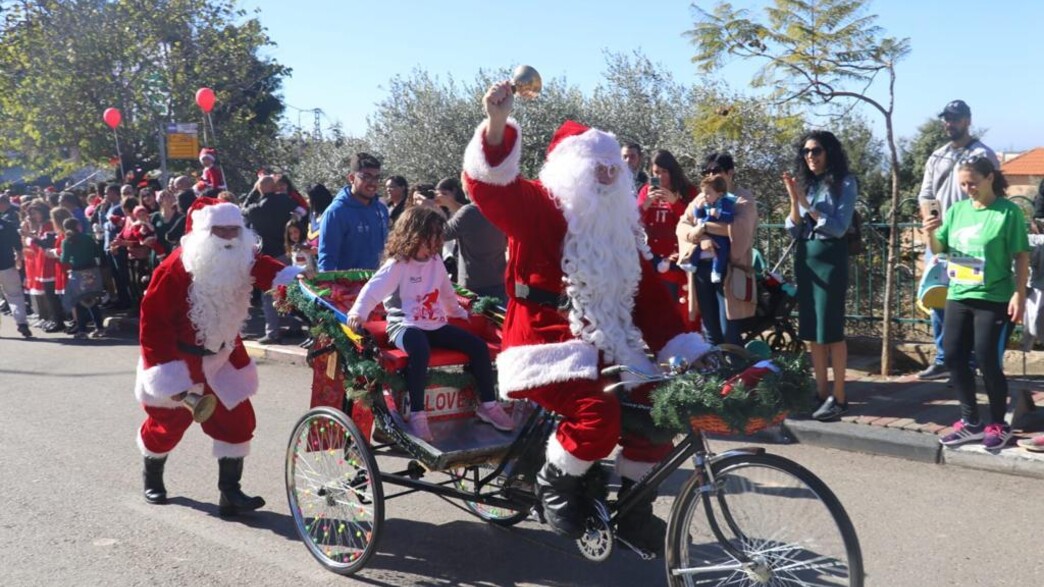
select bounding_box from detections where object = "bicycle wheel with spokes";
[286,407,384,575]
[447,464,530,526]
[665,453,863,586]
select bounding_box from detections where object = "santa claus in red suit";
[462,81,710,552]
[135,197,303,514]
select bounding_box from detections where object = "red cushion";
[362,318,501,372]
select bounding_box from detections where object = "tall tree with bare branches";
[687,0,910,374]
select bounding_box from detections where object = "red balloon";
[195,87,216,113]
[103,107,122,129]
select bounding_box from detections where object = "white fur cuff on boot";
[546,434,594,477]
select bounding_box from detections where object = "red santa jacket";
[201,165,226,191]
[462,119,709,395]
[134,247,297,410]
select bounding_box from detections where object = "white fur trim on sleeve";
[545,434,594,477]
[213,439,251,459]
[203,350,259,410]
[495,339,598,397]
[273,264,304,287]
[656,332,713,365]
[136,357,193,400]
[462,118,522,186]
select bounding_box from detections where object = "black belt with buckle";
[514,282,570,310]
[177,341,218,356]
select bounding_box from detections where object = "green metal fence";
[755,195,1036,342]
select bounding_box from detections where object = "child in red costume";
[199,148,226,191]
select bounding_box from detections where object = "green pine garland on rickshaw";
[649,352,816,434]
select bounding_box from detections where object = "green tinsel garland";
[650,352,816,434]
[280,273,490,398]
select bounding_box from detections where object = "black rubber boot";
[143,456,168,505]
[536,462,586,539]
[616,477,667,556]
[218,457,265,516]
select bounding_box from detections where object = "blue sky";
[241,0,1043,152]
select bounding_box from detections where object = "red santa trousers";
[139,389,256,457]
[510,378,672,470]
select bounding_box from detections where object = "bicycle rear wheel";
[447,464,530,527]
[665,453,863,586]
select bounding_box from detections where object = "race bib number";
[947,256,985,286]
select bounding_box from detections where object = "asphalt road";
[1,319,1042,586]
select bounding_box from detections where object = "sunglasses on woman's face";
[701,167,723,177]
[801,147,824,158]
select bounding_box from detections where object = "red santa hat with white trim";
[184,196,244,234]
[544,119,623,164]
[199,147,217,164]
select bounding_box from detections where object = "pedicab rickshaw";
[277,271,864,586]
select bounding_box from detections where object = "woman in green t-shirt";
[923,156,1029,451]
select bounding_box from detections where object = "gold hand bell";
[182,392,217,423]
[510,65,542,100]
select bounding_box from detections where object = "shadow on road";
[166,496,300,542]
[346,517,666,587]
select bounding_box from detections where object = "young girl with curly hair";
[346,206,514,441]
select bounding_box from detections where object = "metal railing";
[755,195,1036,342]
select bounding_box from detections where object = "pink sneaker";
[476,401,515,432]
[1017,435,1044,453]
[407,411,434,442]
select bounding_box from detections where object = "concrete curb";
[783,419,942,464]
[941,444,1044,480]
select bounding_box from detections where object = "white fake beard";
[181,229,257,352]
[539,152,654,366]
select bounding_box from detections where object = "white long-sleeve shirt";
[347,256,468,343]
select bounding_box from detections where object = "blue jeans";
[693,260,741,346]
[931,308,946,365]
[75,302,104,333]
[398,324,497,411]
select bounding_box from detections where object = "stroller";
[733,248,804,353]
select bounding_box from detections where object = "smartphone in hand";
[649,176,660,189]
[921,199,941,220]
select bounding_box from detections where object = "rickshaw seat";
[363,319,501,372]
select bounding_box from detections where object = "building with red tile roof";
[1001,147,1044,197]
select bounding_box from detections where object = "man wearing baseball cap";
[916,99,999,381]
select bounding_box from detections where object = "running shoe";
[1016,435,1044,452]
[812,396,848,421]
[407,411,434,442]
[939,419,985,447]
[476,401,515,432]
[917,363,949,381]
[982,423,1013,451]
